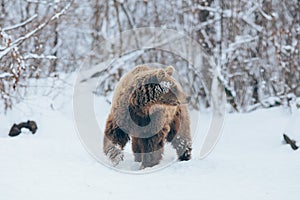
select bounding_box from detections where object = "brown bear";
[103,65,192,168]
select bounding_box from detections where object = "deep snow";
[1,75,300,200]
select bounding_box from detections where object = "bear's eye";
[159,81,172,93]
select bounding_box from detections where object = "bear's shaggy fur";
[103,65,192,168]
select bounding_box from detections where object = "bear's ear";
[165,66,174,76]
[157,69,166,80]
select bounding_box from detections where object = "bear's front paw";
[179,147,192,161]
[106,146,124,166]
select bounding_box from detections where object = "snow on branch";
[50,1,72,21]
[196,5,220,13]
[0,1,73,60]
[23,53,57,60]
[0,72,13,79]
[226,36,259,53]
[25,0,65,6]
[2,14,38,32]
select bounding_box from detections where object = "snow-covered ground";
[1,75,300,200]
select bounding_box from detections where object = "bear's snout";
[178,95,191,104]
[182,96,191,104]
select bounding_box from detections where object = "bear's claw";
[179,147,192,161]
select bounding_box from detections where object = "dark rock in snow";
[8,120,38,137]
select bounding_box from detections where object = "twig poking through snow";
[283,134,299,150]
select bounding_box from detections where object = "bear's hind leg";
[132,137,143,162]
[140,132,165,169]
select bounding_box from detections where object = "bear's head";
[129,66,191,108]
[153,66,191,106]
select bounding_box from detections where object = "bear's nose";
[186,96,191,103]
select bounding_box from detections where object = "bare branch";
[0,1,73,59]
